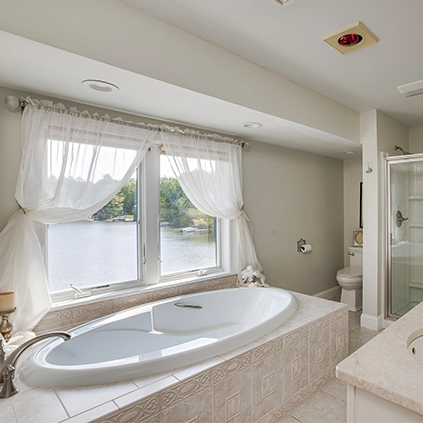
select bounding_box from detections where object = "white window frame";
[47,143,236,304]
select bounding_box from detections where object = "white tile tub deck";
[0,291,348,423]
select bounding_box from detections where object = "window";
[160,154,219,277]
[48,172,139,295]
[48,145,232,302]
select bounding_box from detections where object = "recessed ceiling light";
[81,79,119,92]
[273,0,300,9]
[397,79,423,98]
[242,122,262,128]
[343,151,355,155]
[322,22,378,55]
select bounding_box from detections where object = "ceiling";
[122,0,423,127]
[2,0,422,160]
[0,30,360,159]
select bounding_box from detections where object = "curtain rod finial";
[241,142,250,152]
[4,96,22,113]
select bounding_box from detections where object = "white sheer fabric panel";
[160,133,261,272]
[0,103,154,347]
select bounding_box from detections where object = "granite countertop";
[337,301,423,415]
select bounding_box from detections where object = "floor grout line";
[317,387,347,404]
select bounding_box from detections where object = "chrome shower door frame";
[385,153,423,320]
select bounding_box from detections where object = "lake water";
[48,221,216,292]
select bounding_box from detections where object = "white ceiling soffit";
[121,0,423,127]
[0,30,360,160]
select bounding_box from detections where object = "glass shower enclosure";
[387,153,423,318]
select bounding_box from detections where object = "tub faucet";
[0,331,71,399]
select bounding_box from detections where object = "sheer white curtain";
[0,100,155,346]
[160,131,261,272]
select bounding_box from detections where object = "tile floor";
[277,310,384,423]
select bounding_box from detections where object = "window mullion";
[144,146,161,285]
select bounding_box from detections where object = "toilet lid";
[337,266,362,278]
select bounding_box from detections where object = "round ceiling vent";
[242,122,262,129]
[81,79,119,92]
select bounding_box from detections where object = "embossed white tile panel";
[161,387,212,423]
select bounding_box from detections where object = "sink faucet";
[0,331,71,398]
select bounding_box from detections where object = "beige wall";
[0,86,345,296]
[409,124,423,153]
[343,158,362,267]
[243,140,344,295]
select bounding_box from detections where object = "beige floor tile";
[348,311,361,331]
[320,378,347,403]
[348,326,381,353]
[289,390,346,423]
[351,325,381,339]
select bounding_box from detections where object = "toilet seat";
[336,266,362,290]
[336,266,362,278]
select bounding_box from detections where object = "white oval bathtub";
[21,287,297,388]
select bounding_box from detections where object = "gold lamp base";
[0,308,16,343]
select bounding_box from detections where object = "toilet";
[336,246,362,311]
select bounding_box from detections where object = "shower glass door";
[388,154,423,318]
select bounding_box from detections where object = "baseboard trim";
[313,286,341,300]
[361,313,384,330]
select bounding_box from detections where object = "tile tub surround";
[337,300,423,416]
[34,275,237,334]
[0,292,348,423]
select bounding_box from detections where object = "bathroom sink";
[408,335,423,365]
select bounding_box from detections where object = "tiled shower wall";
[34,275,237,334]
[93,306,348,423]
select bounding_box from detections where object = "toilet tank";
[348,247,363,268]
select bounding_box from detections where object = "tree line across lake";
[93,177,215,230]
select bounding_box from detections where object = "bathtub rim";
[21,287,298,387]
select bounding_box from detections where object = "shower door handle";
[396,211,409,228]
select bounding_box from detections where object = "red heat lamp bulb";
[338,33,363,46]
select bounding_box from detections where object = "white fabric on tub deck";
[20,287,297,388]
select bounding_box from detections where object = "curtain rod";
[4,95,250,150]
